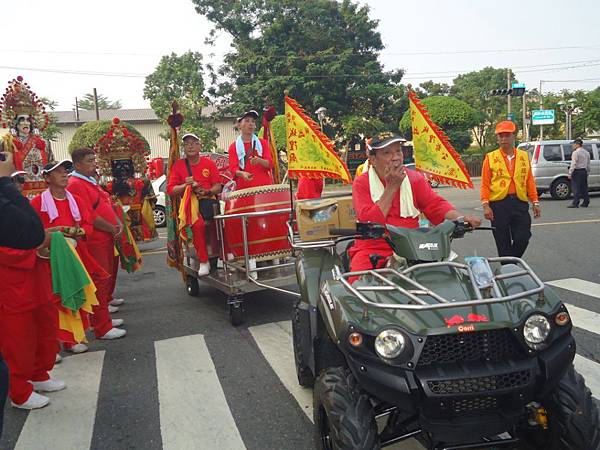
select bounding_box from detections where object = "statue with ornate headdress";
[0,75,54,197]
[94,117,157,245]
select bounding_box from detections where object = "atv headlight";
[523,314,551,349]
[375,329,405,359]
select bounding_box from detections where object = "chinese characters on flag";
[408,91,473,189]
[285,96,351,184]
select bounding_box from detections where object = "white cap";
[10,170,26,178]
[182,133,200,141]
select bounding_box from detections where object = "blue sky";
[2,0,599,110]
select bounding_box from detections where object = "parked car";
[151,175,167,227]
[517,140,600,200]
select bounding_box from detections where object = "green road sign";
[507,113,515,121]
[532,109,555,125]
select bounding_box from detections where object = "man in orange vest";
[480,121,541,258]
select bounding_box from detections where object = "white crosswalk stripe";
[154,334,246,450]
[15,351,105,450]
[546,278,600,300]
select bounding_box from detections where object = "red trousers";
[109,254,119,302]
[0,303,58,404]
[88,240,115,337]
[348,240,393,283]
[192,217,208,262]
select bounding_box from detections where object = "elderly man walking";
[567,138,591,208]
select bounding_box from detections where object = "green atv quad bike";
[292,220,599,450]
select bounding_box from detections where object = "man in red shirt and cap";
[167,133,222,276]
[350,133,481,274]
[228,110,274,190]
[67,148,126,340]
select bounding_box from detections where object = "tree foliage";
[77,93,122,110]
[68,120,149,154]
[144,51,219,151]
[399,96,478,152]
[192,0,404,141]
[39,97,61,142]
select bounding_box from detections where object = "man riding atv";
[350,133,481,274]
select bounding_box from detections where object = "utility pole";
[539,80,544,140]
[522,93,528,141]
[93,88,100,121]
[75,97,80,122]
[507,69,512,115]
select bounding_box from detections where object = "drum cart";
[182,207,299,326]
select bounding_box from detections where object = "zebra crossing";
[3,277,600,450]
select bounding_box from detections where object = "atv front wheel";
[313,367,379,450]
[292,303,314,387]
[521,364,600,450]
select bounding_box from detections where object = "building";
[49,107,239,161]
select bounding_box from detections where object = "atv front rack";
[334,257,545,312]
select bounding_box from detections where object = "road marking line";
[141,249,168,256]
[249,321,314,422]
[532,219,600,227]
[155,334,245,450]
[15,351,105,450]
[562,303,600,336]
[574,354,600,399]
[547,278,600,300]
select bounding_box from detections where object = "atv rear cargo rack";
[334,257,545,312]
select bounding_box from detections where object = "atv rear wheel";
[520,365,600,450]
[313,367,379,450]
[292,302,314,387]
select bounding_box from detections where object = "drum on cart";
[223,184,292,261]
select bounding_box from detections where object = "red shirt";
[167,157,221,196]
[351,169,454,255]
[67,176,118,244]
[30,193,94,238]
[228,138,274,190]
[297,178,324,200]
[0,247,49,313]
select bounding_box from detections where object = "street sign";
[511,83,526,89]
[506,113,515,121]
[532,109,555,125]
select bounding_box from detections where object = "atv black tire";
[313,367,379,450]
[522,365,600,450]
[292,303,314,387]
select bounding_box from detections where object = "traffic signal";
[489,88,525,97]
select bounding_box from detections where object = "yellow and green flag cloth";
[178,184,199,243]
[285,96,351,184]
[408,90,473,189]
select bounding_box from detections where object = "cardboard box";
[336,196,356,229]
[296,195,357,241]
[296,198,339,241]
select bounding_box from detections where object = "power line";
[382,45,600,56]
[0,65,146,78]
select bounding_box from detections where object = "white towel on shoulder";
[368,166,420,218]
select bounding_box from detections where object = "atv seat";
[336,239,354,272]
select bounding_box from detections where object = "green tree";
[416,80,450,97]
[77,93,122,110]
[579,86,600,136]
[143,51,219,151]
[450,67,517,151]
[68,120,149,153]
[193,0,404,142]
[399,96,479,152]
[39,97,62,142]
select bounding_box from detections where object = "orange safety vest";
[486,148,530,202]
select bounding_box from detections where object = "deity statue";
[0,76,54,197]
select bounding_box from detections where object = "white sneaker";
[99,327,127,340]
[31,378,67,393]
[12,391,50,410]
[197,262,211,276]
[112,318,124,327]
[68,343,88,354]
[110,298,125,306]
[108,305,119,314]
[55,353,62,364]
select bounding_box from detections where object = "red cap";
[495,120,516,134]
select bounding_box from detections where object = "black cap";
[369,132,406,150]
[571,138,583,146]
[41,159,73,175]
[236,110,259,122]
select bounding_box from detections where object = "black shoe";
[567,204,579,208]
[581,203,589,208]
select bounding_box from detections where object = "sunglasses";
[12,176,25,184]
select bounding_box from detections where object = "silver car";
[517,140,600,200]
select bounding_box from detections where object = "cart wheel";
[229,302,244,326]
[186,276,199,297]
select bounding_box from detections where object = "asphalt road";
[1,183,599,450]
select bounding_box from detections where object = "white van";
[517,140,600,200]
